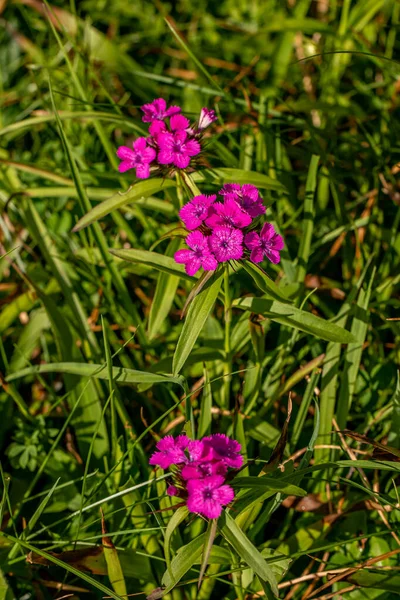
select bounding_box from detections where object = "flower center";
[203,489,213,500]
[173,141,183,153]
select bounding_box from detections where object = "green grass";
[1,1,400,599]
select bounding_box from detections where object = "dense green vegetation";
[1,0,400,598]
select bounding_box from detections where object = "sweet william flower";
[141,98,181,123]
[186,475,234,519]
[198,107,217,130]
[179,194,216,230]
[206,198,252,229]
[244,223,284,264]
[116,137,156,178]
[175,231,218,276]
[203,434,243,469]
[209,226,244,262]
[220,183,266,218]
[158,115,201,169]
[181,460,227,480]
[149,434,189,469]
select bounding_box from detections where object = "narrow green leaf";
[6,362,184,388]
[233,297,356,343]
[296,155,319,284]
[193,168,288,194]
[389,371,400,449]
[163,506,189,584]
[110,248,195,281]
[101,512,128,599]
[220,512,278,597]
[240,261,292,303]
[72,179,175,231]
[173,270,223,375]
[148,240,181,340]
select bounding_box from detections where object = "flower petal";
[174,249,193,264]
[170,114,190,131]
[116,146,136,161]
[184,139,201,157]
[135,163,150,179]
[133,137,148,152]
[250,247,264,263]
[185,258,202,276]
[244,231,261,250]
[260,223,276,242]
[174,153,191,169]
[118,161,134,173]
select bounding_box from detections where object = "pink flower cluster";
[149,434,243,519]
[116,98,217,178]
[174,184,284,275]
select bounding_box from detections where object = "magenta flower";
[220,183,265,218]
[141,98,181,123]
[209,226,244,262]
[181,460,227,480]
[198,107,217,130]
[116,137,156,179]
[149,120,166,139]
[206,198,252,229]
[149,435,189,469]
[186,476,234,519]
[179,194,216,230]
[158,116,201,169]
[203,434,243,469]
[167,485,179,497]
[244,223,284,264]
[174,231,218,276]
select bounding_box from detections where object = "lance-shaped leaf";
[173,270,224,375]
[110,248,195,281]
[72,179,175,231]
[233,297,356,343]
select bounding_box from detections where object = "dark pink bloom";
[186,475,234,519]
[181,460,227,480]
[220,183,265,218]
[174,231,218,276]
[149,120,166,139]
[244,223,284,264]
[141,98,181,123]
[203,434,243,469]
[116,137,156,179]
[198,107,217,130]
[158,115,201,169]
[149,435,189,469]
[167,485,179,497]
[206,198,252,229]
[179,194,216,230]
[209,226,243,262]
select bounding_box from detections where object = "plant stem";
[222,263,232,408]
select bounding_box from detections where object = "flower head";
[220,184,265,218]
[181,460,227,480]
[244,223,284,264]
[141,98,181,123]
[149,435,189,469]
[186,476,234,519]
[206,198,252,229]
[203,434,243,469]
[116,137,156,179]
[179,194,216,231]
[198,107,217,130]
[158,117,201,169]
[209,226,244,262]
[174,231,218,276]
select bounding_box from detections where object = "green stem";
[222,264,232,408]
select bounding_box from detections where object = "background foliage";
[1,0,400,598]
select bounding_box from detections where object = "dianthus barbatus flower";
[220,183,266,218]
[149,434,189,469]
[206,198,252,229]
[198,107,217,130]
[186,475,235,519]
[141,98,181,123]
[244,223,284,264]
[179,194,216,231]
[174,231,218,276]
[209,226,244,262]
[203,433,243,469]
[116,137,156,178]
[158,115,201,169]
